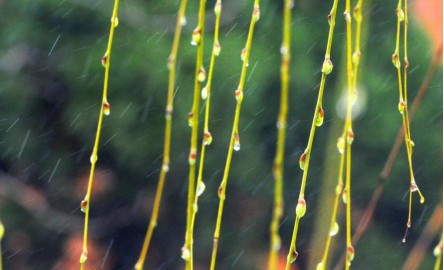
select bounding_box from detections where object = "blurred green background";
[0,0,441,269]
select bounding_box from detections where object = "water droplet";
[197,181,206,197]
[233,133,240,151]
[188,149,196,165]
[352,51,361,65]
[299,150,307,170]
[347,245,355,263]
[101,52,109,68]
[289,250,298,263]
[80,250,88,264]
[434,243,442,256]
[167,55,174,70]
[162,163,170,172]
[316,262,325,270]
[287,0,295,9]
[316,107,324,127]
[280,45,288,55]
[296,198,306,218]
[327,14,332,25]
[329,222,339,236]
[112,16,119,27]
[80,199,87,213]
[187,112,194,127]
[397,8,405,21]
[343,11,351,22]
[180,16,187,26]
[198,67,206,82]
[191,27,201,46]
[204,131,213,146]
[0,220,5,240]
[342,188,348,204]
[201,86,208,100]
[322,58,333,74]
[165,105,173,120]
[336,182,343,195]
[214,1,222,16]
[181,246,191,261]
[404,58,410,68]
[103,101,111,116]
[235,89,243,103]
[347,128,354,145]
[398,100,407,114]
[213,41,221,56]
[252,6,261,22]
[392,53,400,68]
[337,137,345,154]
[90,153,97,164]
[272,237,281,251]
[193,203,198,213]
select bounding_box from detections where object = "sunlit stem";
[268,1,292,269]
[434,235,443,270]
[184,0,206,268]
[134,1,187,269]
[209,1,260,269]
[285,1,339,269]
[80,1,119,269]
[188,0,222,268]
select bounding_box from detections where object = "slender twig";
[183,0,206,268]
[285,1,338,268]
[187,0,223,268]
[79,1,119,269]
[434,234,443,270]
[209,1,260,269]
[0,219,4,270]
[401,204,442,270]
[134,1,188,269]
[268,1,293,269]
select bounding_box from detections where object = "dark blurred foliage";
[0,0,441,269]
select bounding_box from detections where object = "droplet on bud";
[101,52,109,68]
[90,153,97,164]
[347,128,354,145]
[241,48,247,62]
[0,220,4,240]
[201,86,208,100]
[327,14,332,25]
[352,51,361,65]
[233,132,240,151]
[165,105,173,120]
[181,16,187,26]
[289,250,298,263]
[204,131,213,145]
[252,6,261,22]
[188,149,197,165]
[191,27,201,46]
[80,250,88,264]
[337,137,345,154]
[213,41,221,56]
[235,89,244,103]
[342,188,348,204]
[347,245,355,263]
[214,1,222,16]
[396,8,405,21]
[218,186,225,200]
[410,181,418,192]
[103,101,110,116]
[434,243,442,257]
[336,182,343,195]
[187,112,194,127]
[330,222,339,236]
[296,198,306,218]
[392,53,400,68]
[316,262,325,270]
[198,67,206,82]
[80,199,88,213]
[197,181,206,197]
[404,58,410,68]
[162,163,170,172]
[398,100,407,114]
[193,203,198,213]
[181,246,191,261]
[343,11,351,22]
[111,16,119,27]
[316,107,324,127]
[280,45,288,55]
[167,55,174,70]
[299,149,307,170]
[322,58,333,74]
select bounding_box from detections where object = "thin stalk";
[187,0,223,267]
[183,0,206,268]
[134,0,187,269]
[434,235,443,270]
[392,0,425,243]
[79,1,119,269]
[285,0,339,268]
[209,1,260,269]
[268,0,293,269]
[0,219,4,270]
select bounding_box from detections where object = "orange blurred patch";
[413,0,443,51]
